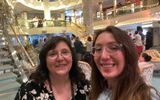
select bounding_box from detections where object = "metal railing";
[0,0,41,83]
[94,1,159,21]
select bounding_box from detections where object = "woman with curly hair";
[15,36,90,100]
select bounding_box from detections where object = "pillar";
[73,9,77,23]
[98,1,103,19]
[60,11,65,20]
[131,3,135,13]
[113,0,117,16]
[43,1,51,20]
[21,11,29,29]
[152,22,160,46]
[60,11,66,26]
[82,0,93,35]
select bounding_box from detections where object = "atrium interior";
[0,0,160,99]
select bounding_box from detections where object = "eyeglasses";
[92,43,123,56]
[47,50,72,59]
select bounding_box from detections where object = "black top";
[15,80,90,100]
[74,40,84,54]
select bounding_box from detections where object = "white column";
[82,0,93,35]
[21,11,29,29]
[73,9,77,23]
[43,1,51,20]
[113,0,117,16]
[153,22,160,46]
[131,3,135,13]
[98,1,103,19]
[60,11,65,20]
[60,11,66,27]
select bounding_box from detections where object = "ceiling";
[13,0,126,14]
[13,2,43,14]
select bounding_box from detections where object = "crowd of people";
[31,15,72,28]
[130,26,153,56]
[32,16,44,28]
[15,26,160,100]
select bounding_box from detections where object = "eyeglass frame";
[47,50,72,59]
[91,43,123,57]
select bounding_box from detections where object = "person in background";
[74,37,84,60]
[37,18,43,27]
[36,38,43,52]
[139,52,155,85]
[71,35,76,48]
[83,36,93,64]
[145,27,153,50]
[90,26,160,100]
[137,26,145,45]
[86,36,92,53]
[32,16,38,28]
[15,36,90,100]
[134,31,143,55]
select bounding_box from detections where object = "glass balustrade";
[94,1,159,21]
[29,20,69,28]
[18,19,82,29]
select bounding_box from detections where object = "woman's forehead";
[95,32,117,45]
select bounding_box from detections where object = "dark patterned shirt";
[14,80,90,100]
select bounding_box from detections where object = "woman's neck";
[107,78,117,89]
[49,74,72,100]
[49,74,70,86]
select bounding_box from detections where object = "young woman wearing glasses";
[90,26,160,100]
[15,36,90,100]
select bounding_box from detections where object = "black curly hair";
[142,53,152,62]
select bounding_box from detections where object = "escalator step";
[0,65,14,71]
[0,81,20,93]
[0,72,17,82]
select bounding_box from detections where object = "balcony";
[93,1,160,29]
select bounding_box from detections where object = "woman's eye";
[49,52,57,56]
[95,47,102,52]
[62,51,69,54]
[109,45,120,51]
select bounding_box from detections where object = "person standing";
[84,36,92,64]
[74,37,84,60]
[145,27,153,50]
[86,36,92,53]
[134,31,143,55]
[137,26,145,45]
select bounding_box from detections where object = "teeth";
[101,64,114,68]
[55,64,65,67]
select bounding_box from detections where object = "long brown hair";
[90,26,152,100]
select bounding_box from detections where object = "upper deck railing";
[94,1,159,21]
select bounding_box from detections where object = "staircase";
[0,35,20,99]
[0,1,30,99]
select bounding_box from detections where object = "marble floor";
[152,75,160,91]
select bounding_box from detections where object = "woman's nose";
[56,53,64,60]
[100,48,111,59]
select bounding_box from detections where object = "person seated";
[139,52,155,85]
[78,61,92,81]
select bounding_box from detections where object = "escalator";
[0,0,36,99]
[0,33,20,99]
